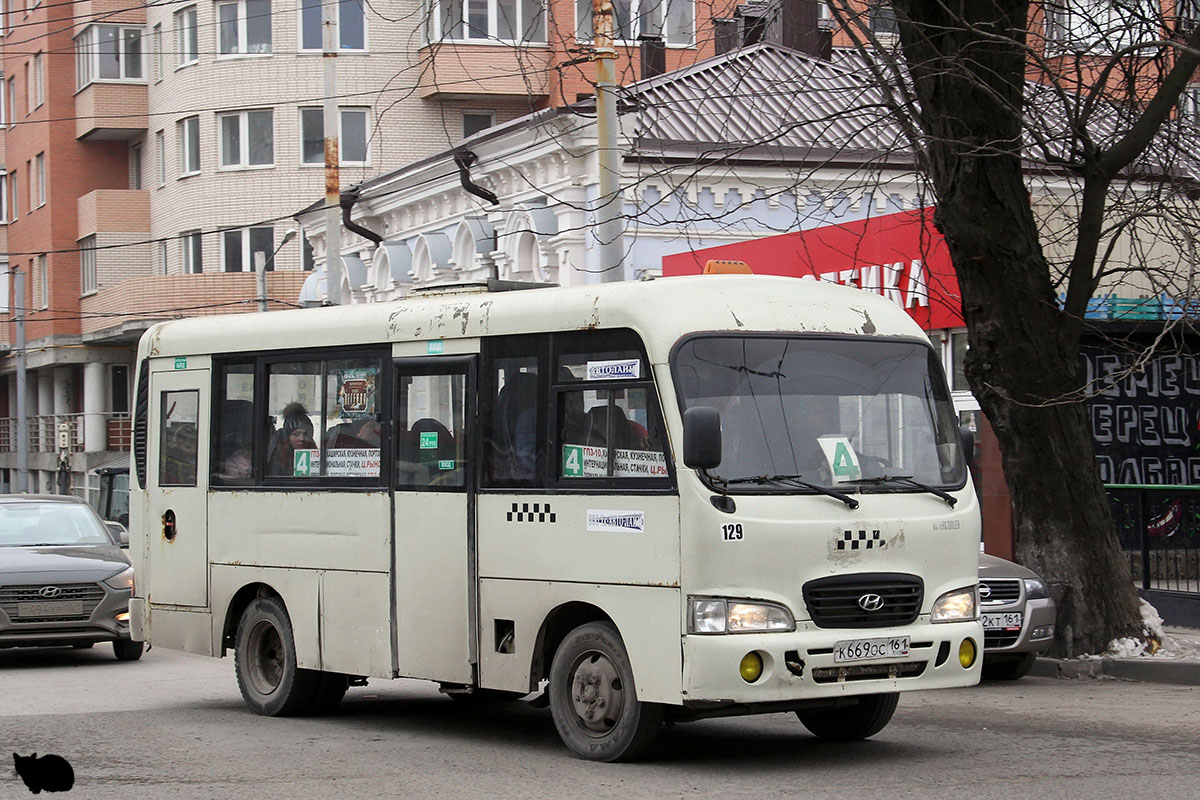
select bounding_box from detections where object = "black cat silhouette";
[12,752,74,794]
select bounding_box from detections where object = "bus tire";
[796,692,899,741]
[235,596,320,717]
[548,621,663,762]
[112,639,144,661]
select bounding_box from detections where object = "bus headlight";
[688,597,795,634]
[931,587,976,623]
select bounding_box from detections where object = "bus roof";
[139,275,931,361]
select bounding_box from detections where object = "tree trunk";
[893,0,1145,654]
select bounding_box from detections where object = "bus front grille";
[802,573,924,628]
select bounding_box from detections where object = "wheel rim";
[568,650,626,736]
[246,619,285,696]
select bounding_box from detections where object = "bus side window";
[481,347,543,487]
[265,361,322,479]
[212,363,254,483]
[159,390,199,486]
[395,372,466,489]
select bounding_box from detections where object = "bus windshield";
[673,335,966,491]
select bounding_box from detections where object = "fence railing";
[1108,485,1200,596]
[0,412,131,454]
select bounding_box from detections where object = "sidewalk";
[1029,626,1200,686]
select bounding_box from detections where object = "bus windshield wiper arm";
[845,474,957,507]
[723,474,860,510]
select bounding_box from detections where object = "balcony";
[0,412,127,454]
[418,43,550,101]
[76,82,148,140]
[78,189,149,238]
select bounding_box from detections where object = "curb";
[1032,656,1200,686]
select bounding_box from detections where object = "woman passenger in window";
[268,402,318,476]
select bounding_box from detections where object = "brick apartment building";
[0,0,730,498]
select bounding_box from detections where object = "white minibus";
[130,274,983,761]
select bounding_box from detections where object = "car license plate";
[833,636,910,663]
[17,601,84,618]
[982,612,1023,631]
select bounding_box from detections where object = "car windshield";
[672,335,967,491]
[0,503,114,547]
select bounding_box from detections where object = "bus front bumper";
[681,619,983,706]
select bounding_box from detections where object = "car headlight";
[931,586,977,622]
[1024,578,1049,599]
[104,566,135,592]
[688,597,795,634]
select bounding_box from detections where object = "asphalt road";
[2,645,1198,799]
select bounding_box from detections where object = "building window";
[218,0,273,55]
[35,254,47,309]
[152,23,162,81]
[181,230,203,273]
[221,226,274,272]
[74,26,144,89]
[219,109,274,168]
[1181,84,1200,126]
[31,51,43,108]
[34,152,44,207]
[0,174,7,221]
[6,77,14,127]
[158,238,169,274]
[8,169,16,220]
[302,235,314,270]
[129,143,142,189]
[178,115,200,175]
[462,111,493,139]
[176,6,199,66]
[0,75,6,124]
[299,107,366,164]
[427,0,546,42]
[300,0,365,50]
[81,235,98,295]
[575,0,692,45]
[1044,1,1158,52]
[156,130,166,185]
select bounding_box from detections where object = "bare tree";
[824,0,1200,654]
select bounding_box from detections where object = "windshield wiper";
[719,474,860,510]
[844,474,958,507]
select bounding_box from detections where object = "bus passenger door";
[392,357,476,683]
[145,364,210,608]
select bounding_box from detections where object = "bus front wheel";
[235,596,320,716]
[548,621,663,762]
[796,692,899,741]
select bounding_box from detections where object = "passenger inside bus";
[267,402,318,476]
[396,418,458,487]
[490,371,537,481]
[216,399,254,479]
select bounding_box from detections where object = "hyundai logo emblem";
[38,586,62,599]
[857,593,885,612]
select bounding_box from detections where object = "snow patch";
[1139,599,1165,641]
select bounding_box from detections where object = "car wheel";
[796,692,899,740]
[112,639,144,661]
[548,621,664,762]
[982,651,1037,681]
[234,596,320,716]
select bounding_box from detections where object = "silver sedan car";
[978,553,1056,679]
[0,494,143,660]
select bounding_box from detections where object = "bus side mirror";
[958,425,976,466]
[683,406,722,470]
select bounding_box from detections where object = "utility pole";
[593,0,624,283]
[323,0,348,304]
[14,269,28,493]
[256,229,297,312]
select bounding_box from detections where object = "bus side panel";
[210,565,322,670]
[320,569,393,678]
[477,579,683,704]
[476,494,681,586]
[144,607,213,655]
[208,492,391,572]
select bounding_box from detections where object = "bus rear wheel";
[796,692,899,741]
[235,596,320,716]
[548,621,663,762]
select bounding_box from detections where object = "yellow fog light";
[739,652,764,683]
[958,638,977,669]
[115,612,130,623]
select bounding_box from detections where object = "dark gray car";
[0,494,143,661]
[979,553,1056,679]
